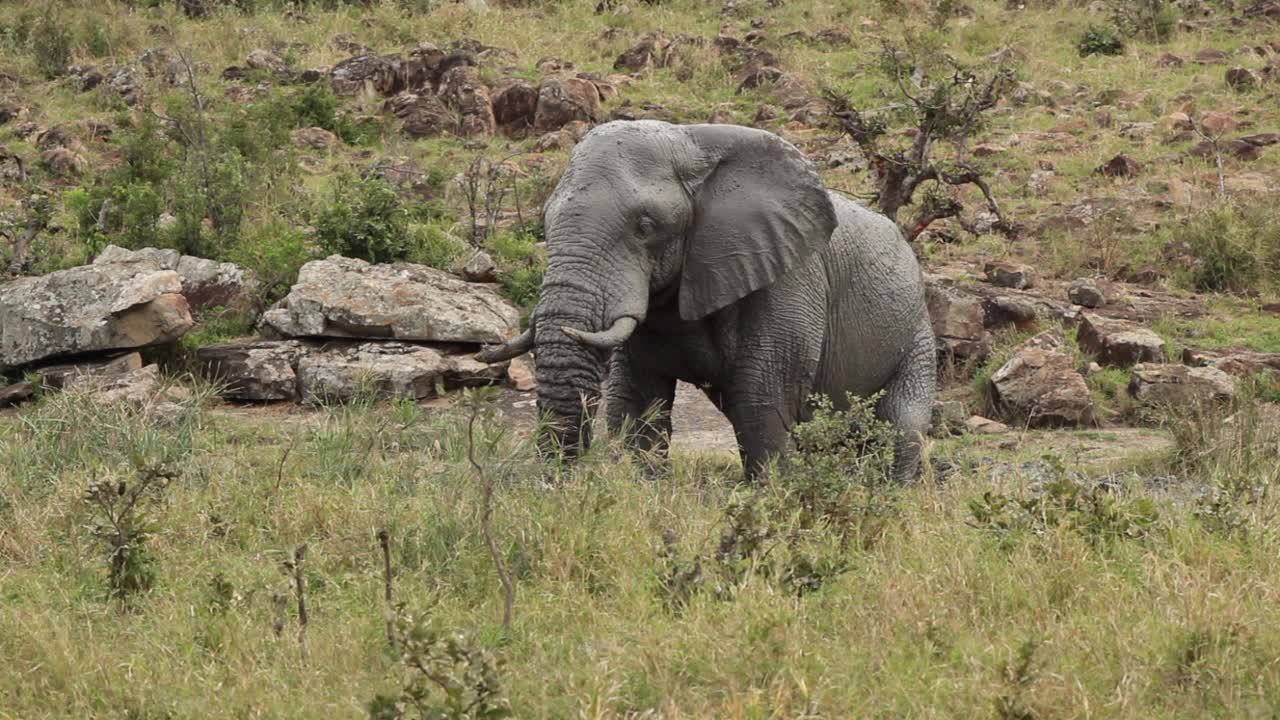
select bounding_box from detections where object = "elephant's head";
[477,120,838,460]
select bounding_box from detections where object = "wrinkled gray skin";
[478,120,936,481]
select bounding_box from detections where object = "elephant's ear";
[677,124,838,321]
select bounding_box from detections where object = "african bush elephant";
[478,120,937,481]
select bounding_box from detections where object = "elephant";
[477,119,937,481]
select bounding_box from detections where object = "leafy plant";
[1166,202,1280,295]
[83,461,178,605]
[315,175,413,263]
[368,605,512,720]
[30,10,72,78]
[1077,25,1125,57]
[968,456,1159,548]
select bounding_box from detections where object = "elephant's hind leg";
[605,349,677,469]
[876,333,937,483]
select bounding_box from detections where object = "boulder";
[461,251,498,283]
[983,261,1036,290]
[385,91,454,138]
[0,380,34,407]
[260,255,520,345]
[1129,363,1236,406]
[534,76,600,132]
[929,399,969,437]
[507,355,535,391]
[492,81,539,133]
[1096,154,1141,178]
[966,415,1011,434]
[197,340,307,401]
[291,127,339,149]
[67,364,188,412]
[40,147,86,176]
[36,351,144,390]
[438,65,495,137]
[246,49,290,76]
[614,32,667,72]
[330,54,403,96]
[1077,313,1165,367]
[1226,67,1260,91]
[92,245,259,314]
[925,281,990,359]
[0,261,193,370]
[1068,278,1108,308]
[990,329,1096,428]
[1182,347,1280,380]
[297,341,504,404]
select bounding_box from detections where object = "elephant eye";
[637,216,656,236]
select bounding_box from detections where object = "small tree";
[824,40,1017,242]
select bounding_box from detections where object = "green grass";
[3,385,1280,718]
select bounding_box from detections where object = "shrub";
[1168,203,1280,295]
[227,221,313,303]
[315,175,413,263]
[407,222,468,270]
[30,11,73,78]
[83,461,179,605]
[1077,25,1125,57]
[1110,0,1178,43]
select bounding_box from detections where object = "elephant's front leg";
[604,348,677,472]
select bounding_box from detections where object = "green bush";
[227,221,313,304]
[1076,25,1125,57]
[315,175,413,263]
[1110,0,1178,42]
[1169,203,1280,294]
[290,83,379,145]
[30,11,72,78]
[407,222,468,270]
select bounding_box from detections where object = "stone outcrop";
[385,91,454,138]
[0,259,193,370]
[1128,363,1236,407]
[1182,347,1280,380]
[989,329,1096,428]
[534,76,600,132]
[92,245,259,315]
[438,65,495,137]
[1076,313,1165,367]
[197,339,507,403]
[925,281,990,359]
[259,255,520,345]
[492,81,539,133]
[330,54,403,96]
[983,261,1037,290]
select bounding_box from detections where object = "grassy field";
[4,0,1280,717]
[2,384,1279,718]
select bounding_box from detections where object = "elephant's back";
[813,193,931,394]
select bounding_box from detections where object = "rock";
[1129,363,1236,406]
[92,245,259,314]
[1076,313,1166,367]
[1194,48,1230,64]
[246,49,290,76]
[0,381,34,407]
[461,251,498,283]
[1166,111,1195,132]
[507,355,536,391]
[1225,66,1260,91]
[67,364,187,412]
[983,261,1037,290]
[966,415,1011,434]
[384,91,454,138]
[1157,52,1186,68]
[972,143,1007,157]
[925,282,990,359]
[438,65,495,137]
[1068,278,1108,308]
[291,126,339,149]
[36,351,144,390]
[197,340,307,401]
[40,147,86,176]
[330,54,403,96]
[614,32,666,72]
[1182,347,1280,380]
[983,295,1039,331]
[76,66,105,91]
[1119,122,1155,140]
[0,261,193,370]
[260,255,520,345]
[1199,111,1238,136]
[534,76,600,132]
[492,81,539,133]
[990,329,1096,428]
[297,341,504,404]
[1096,154,1141,178]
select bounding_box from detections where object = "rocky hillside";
[0,0,1278,424]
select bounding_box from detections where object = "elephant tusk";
[475,327,535,363]
[561,316,638,350]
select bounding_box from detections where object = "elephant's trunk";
[532,245,649,461]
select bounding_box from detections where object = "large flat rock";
[93,245,259,314]
[0,262,194,370]
[260,255,520,344]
